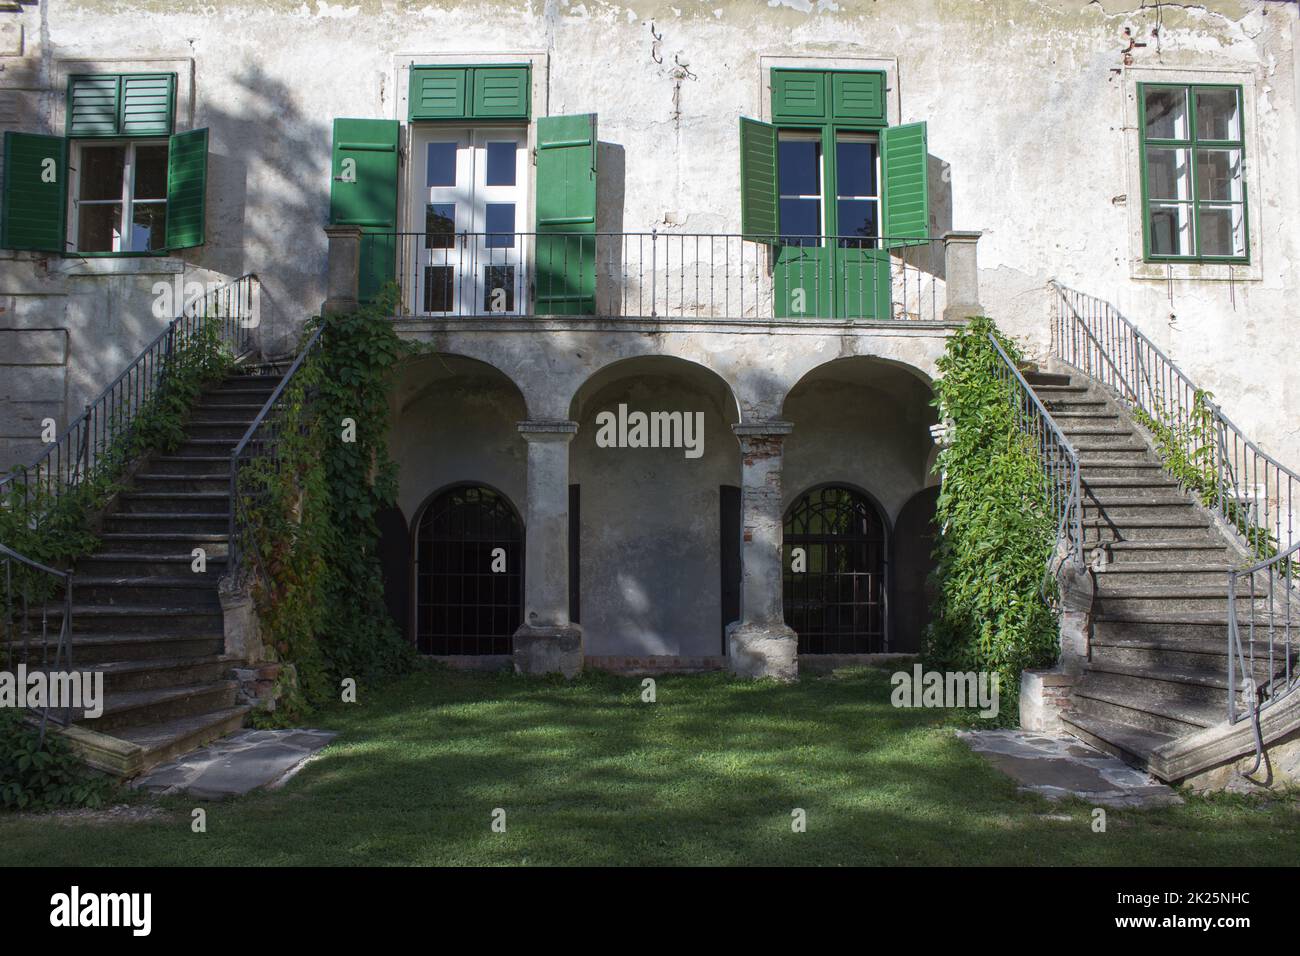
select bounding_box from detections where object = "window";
[73,140,169,253]
[1139,83,1247,261]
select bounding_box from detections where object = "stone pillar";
[942,230,984,322]
[513,420,583,678]
[727,421,798,681]
[321,225,363,316]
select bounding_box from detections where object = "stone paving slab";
[959,729,1184,808]
[132,729,338,800]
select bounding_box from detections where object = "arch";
[565,353,743,425]
[395,350,530,418]
[409,482,524,656]
[779,353,936,420]
[783,483,890,654]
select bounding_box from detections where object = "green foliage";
[0,710,111,812]
[924,317,1060,722]
[237,287,414,722]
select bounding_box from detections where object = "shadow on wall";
[595,141,626,314]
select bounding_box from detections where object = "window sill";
[57,255,185,277]
[1130,257,1260,282]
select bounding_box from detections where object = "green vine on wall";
[237,288,415,723]
[924,317,1059,723]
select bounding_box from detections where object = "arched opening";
[412,484,523,656]
[783,484,888,654]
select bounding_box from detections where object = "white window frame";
[68,138,169,254]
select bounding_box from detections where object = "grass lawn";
[2,665,1297,866]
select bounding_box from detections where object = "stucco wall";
[1,0,1296,472]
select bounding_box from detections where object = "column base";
[726,621,799,681]
[512,624,584,679]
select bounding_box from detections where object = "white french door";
[411,127,528,316]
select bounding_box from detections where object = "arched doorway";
[412,484,523,655]
[783,485,888,654]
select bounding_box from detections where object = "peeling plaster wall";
[0,0,1296,470]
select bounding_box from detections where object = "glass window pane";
[483,266,515,312]
[1144,87,1188,140]
[78,146,125,201]
[133,145,168,200]
[423,265,454,313]
[1196,148,1242,202]
[1149,203,1193,256]
[836,140,877,197]
[836,199,878,245]
[77,203,121,251]
[1199,204,1246,257]
[779,198,820,243]
[130,202,166,251]
[1196,88,1240,141]
[425,203,455,249]
[778,139,820,195]
[1146,148,1191,201]
[426,142,457,187]
[484,141,516,186]
[484,203,515,247]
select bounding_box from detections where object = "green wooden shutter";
[472,67,530,119]
[67,75,120,137]
[739,117,777,244]
[164,128,208,250]
[120,74,175,136]
[535,113,597,316]
[1,132,67,252]
[771,70,827,122]
[409,67,468,121]
[882,121,929,248]
[329,118,399,305]
[831,72,884,123]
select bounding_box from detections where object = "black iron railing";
[1050,280,1300,728]
[363,231,948,321]
[987,333,1085,572]
[227,323,324,585]
[0,274,259,516]
[1,543,73,742]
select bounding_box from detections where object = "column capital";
[518,420,579,440]
[941,229,982,245]
[324,224,364,241]
[732,420,794,438]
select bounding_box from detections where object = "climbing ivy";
[238,288,414,722]
[924,317,1059,723]
[0,709,112,812]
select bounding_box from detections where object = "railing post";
[322,225,363,316]
[941,230,983,322]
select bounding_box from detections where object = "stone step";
[1070,683,1220,736]
[1083,518,1217,544]
[69,576,221,608]
[1081,661,1237,711]
[114,492,231,516]
[1023,370,1074,387]
[1031,383,1090,396]
[1060,710,1176,771]
[111,705,251,775]
[145,455,231,476]
[38,630,225,664]
[1094,586,1275,616]
[1093,611,1251,644]
[1071,440,1152,456]
[1098,540,1238,565]
[190,403,266,422]
[1094,562,1245,588]
[184,421,255,441]
[1076,459,1167,479]
[174,438,240,456]
[132,473,232,493]
[96,533,230,558]
[59,604,225,635]
[1082,498,1198,520]
[103,513,229,535]
[89,681,240,734]
[75,553,228,578]
[28,656,231,694]
[1090,633,1288,681]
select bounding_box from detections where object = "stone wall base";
[231,662,297,713]
[1019,668,1077,733]
[727,621,798,681]
[512,624,584,678]
[1180,725,1300,793]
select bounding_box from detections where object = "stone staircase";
[14,370,281,777]
[1024,367,1297,777]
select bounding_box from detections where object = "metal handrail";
[986,333,1085,572]
[227,322,325,585]
[0,274,260,517]
[1,542,73,742]
[1050,279,1300,732]
[363,230,950,322]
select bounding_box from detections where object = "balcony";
[326,229,983,325]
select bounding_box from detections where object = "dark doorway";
[782,485,888,654]
[412,484,523,655]
[892,486,940,653]
[376,505,411,643]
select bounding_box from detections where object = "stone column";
[941,230,984,322]
[727,421,798,681]
[321,225,363,316]
[513,420,583,678]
